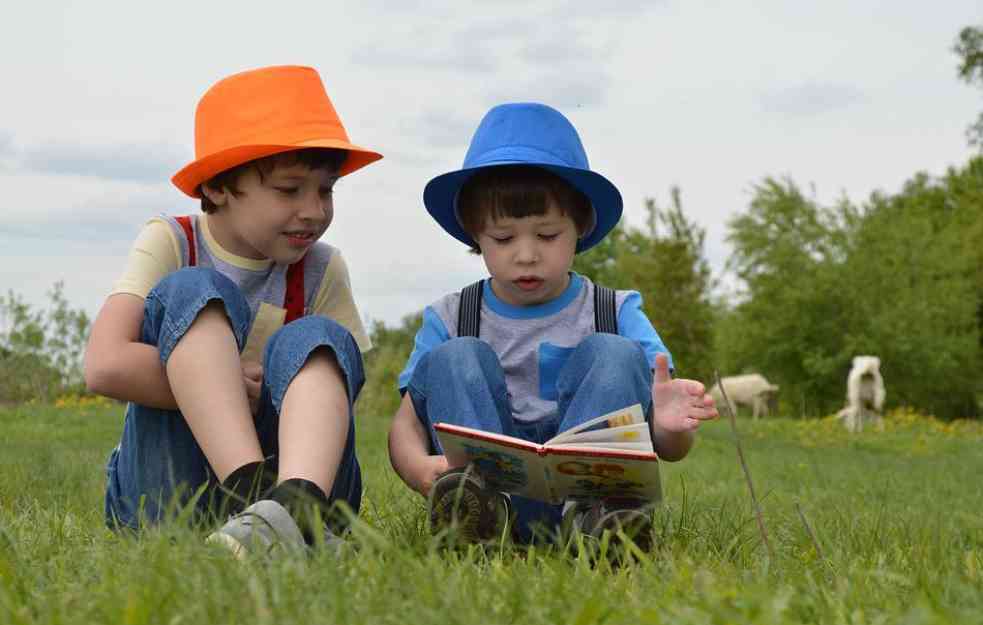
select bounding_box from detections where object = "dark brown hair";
[199,148,347,213]
[457,165,593,253]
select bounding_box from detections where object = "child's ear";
[200,183,229,208]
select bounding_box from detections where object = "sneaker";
[428,467,510,544]
[565,500,655,553]
[206,499,306,559]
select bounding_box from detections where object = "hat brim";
[423,163,622,253]
[172,138,383,198]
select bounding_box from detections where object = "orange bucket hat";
[172,65,382,197]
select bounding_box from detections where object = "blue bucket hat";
[423,102,623,253]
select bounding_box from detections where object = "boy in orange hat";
[85,65,382,554]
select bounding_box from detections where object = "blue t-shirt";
[398,273,672,423]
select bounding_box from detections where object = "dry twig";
[795,502,825,562]
[715,370,774,562]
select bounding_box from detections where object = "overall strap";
[283,255,306,324]
[593,284,618,334]
[175,215,197,266]
[174,214,305,323]
[457,279,484,337]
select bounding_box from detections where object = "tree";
[955,25,983,147]
[356,312,422,418]
[723,165,983,419]
[575,188,717,382]
[0,282,90,402]
[722,178,854,415]
[837,171,979,418]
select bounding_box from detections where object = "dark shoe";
[428,467,510,544]
[565,500,655,553]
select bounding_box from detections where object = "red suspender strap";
[177,214,305,323]
[175,216,197,267]
[284,254,306,323]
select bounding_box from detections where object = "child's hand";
[242,361,263,416]
[651,353,718,433]
[415,454,451,497]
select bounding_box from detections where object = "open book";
[435,404,661,505]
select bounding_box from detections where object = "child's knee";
[557,334,651,397]
[148,268,251,362]
[428,336,496,370]
[575,333,644,366]
[153,267,241,303]
[264,316,365,405]
[299,346,344,380]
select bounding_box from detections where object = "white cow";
[709,373,780,420]
[836,355,886,432]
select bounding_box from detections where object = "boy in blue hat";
[388,102,718,544]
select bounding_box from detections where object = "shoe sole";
[592,509,654,552]
[205,530,249,560]
[429,471,508,543]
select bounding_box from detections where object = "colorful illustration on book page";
[606,408,644,428]
[461,444,528,491]
[552,460,653,501]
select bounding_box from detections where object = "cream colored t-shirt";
[111,216,371,363]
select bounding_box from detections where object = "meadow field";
[1,398,981,624]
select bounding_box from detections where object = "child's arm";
[388,393,449,496]
[84,293,179,409]
[650,353,718,461]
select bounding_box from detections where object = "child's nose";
[300,191,330,220]
[515,240,539,263]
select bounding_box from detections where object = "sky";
[1,1,980,330]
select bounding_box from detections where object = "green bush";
[720,160,983,419]
[357,313,423,419]
[0,282,90,403]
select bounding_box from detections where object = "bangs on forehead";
[458,165,593,247]
[199,147,347,214]
[256,148,347,175]
[485,186,557,223]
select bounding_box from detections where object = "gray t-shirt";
[398,273,671,423]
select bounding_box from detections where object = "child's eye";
[275,187,299,195]
[491,235,513,244]
[538,233,559,241]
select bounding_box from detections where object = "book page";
[546,404,646,445]
[550,441,653,451]
[549,422,652,449]
[434,424,551,500]
[542,447,662,504]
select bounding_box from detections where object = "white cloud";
[17,139,186,184]
[760,83,864,116]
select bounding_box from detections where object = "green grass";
[1,401,981,624]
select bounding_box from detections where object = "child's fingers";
[243,376,262,399]
[242,361,263,381]
[434,455,450,473]
[688,406,718,421]
[685,379,707,395]
[653,353,672,384]
[663,377,706,396]
[679,417,702,431]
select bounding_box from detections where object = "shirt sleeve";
[310,250,372,352]
[617,291,674,373]
[110,219,181,299]
[397,306,451,392]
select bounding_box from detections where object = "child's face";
[205,163,337,264]
[476,202,578,307]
